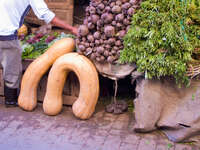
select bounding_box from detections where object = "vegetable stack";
[76,0,142,63]
[120,0,200,85]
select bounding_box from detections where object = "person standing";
[0,0,77,107]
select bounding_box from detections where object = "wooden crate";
[25,0,74,26]
[37,72,79,105]
[22,59,79,105]
[0,68,4,96]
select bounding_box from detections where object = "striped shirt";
[0,0,55,40]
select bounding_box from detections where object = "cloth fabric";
[0,40,22,89]
[0,0,55,39]
[133,77,200,142]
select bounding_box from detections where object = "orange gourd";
[18,38,75,111]
[43,53,99,119]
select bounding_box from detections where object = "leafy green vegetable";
[120,0,200,85]
[21,32,75,60]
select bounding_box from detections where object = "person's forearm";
[50,17,73,32]
[50,16,78,35]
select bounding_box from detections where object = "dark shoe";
[4,85,18,107]
[5,101,18,107]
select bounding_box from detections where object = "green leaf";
[120,0,200,86]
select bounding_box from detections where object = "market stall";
[1,0,200,143]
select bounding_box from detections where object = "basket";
[186,48,200,78]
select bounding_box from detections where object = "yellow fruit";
[18,24,28,36]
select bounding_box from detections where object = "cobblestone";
[119,142,138,150]
[101,135,122,150]
[175,144,195,150]
[137,138,157,150]
[0,98,199,150]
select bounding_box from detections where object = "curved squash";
[18,38,75,111]
[43,53,99,119]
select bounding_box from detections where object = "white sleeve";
[29,0,55,24]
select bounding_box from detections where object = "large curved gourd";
[18,38,75,111]
[43,53,99,119]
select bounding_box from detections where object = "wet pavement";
[0,97,199,150]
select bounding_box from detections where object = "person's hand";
[71,27,78,35]
[50,17,78,35]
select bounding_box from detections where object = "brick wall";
[25,0,74,26]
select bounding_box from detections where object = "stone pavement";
[0,98,199,150]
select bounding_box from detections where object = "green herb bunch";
[120,0,200,85]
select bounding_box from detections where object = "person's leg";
[0,40,22,107]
